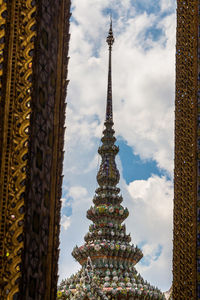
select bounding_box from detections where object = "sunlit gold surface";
[0,1,36,298]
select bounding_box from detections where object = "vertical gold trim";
[0,0,17,289]
[0,1,37,298]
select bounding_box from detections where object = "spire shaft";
[96,20,119,188]
[106,20,114,121]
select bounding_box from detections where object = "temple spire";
[59,21,165,300]
[106,19,114,121]
[96,21,119,188]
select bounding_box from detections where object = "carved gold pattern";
[0,0,36,298]
[45,1,71,295]
[0,0,7,108]
[20,1,71,299]
[0,0,8,262]
[173,1,198,299]
[45,1,71,298]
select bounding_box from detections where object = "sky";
[58,0,176,292]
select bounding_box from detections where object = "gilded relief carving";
[0,1,37,298]
[0,0,71,299]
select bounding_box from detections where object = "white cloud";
[66,7,175,175]
[61,215,71,230]
[160,0,176,12]
[124,175,173,290]
[59,184,91,280]
[112,12,175,176]
[69,185,88,200]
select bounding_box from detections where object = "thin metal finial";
[106,19,114,121]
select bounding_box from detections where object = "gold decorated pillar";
[173,1,198,298]
[0,1,71,299]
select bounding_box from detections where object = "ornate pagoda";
[58,22,164,300]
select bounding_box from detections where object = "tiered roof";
[58,21,165,300]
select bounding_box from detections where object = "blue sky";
[118,138,164,183]
[59,0,175,292]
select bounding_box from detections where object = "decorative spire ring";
[106,19,114,49]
